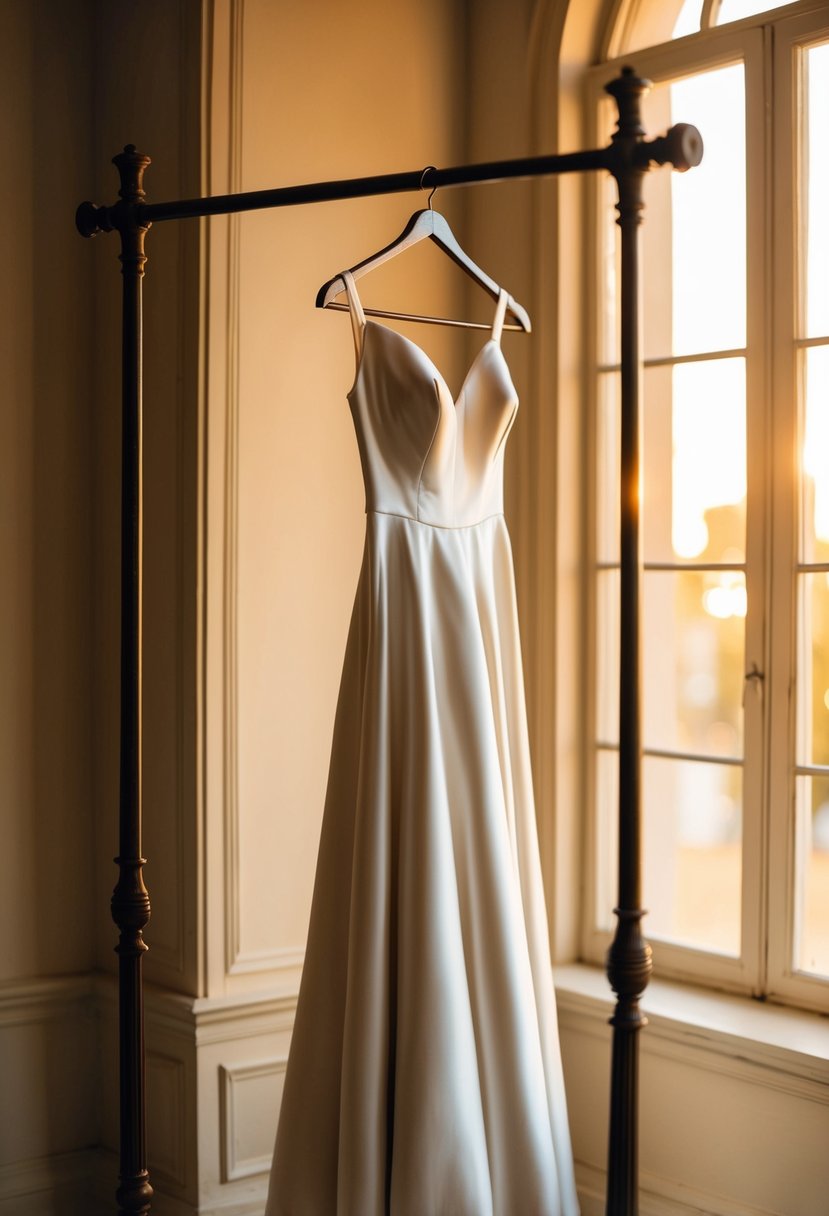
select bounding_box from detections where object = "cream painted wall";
[0,0,96,986]
[0,0,203,1207]
[203,0,471,1001]
[0,0,98,1192]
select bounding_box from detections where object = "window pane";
[597,372,620,563]
[796,572,829,767]
[716,0,790,23]
[598,156,621,366]
[595,748,619,931]
[644,359,747,563]
[674,0,793,35]
[804,42,829,338]
[644,755,742,954]
[599,361,747,567]
[596,568,621,745]
[795,775,829,977]
[642,364,674,557]
[644,571,745,758]
[620,2,688,54]
[640,65,746,359]
[673,0,700,38]
[801,346,829,564]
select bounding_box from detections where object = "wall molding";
[214,0,296,981]
[226,944,306,979]
[93,968,298,1042]
[216,0,307,983]
[0,973,92,1027]
[221,0,245,978]
[219,1056,287,1182]
[217,0,245,982]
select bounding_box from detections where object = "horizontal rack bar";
[138,148,611,225]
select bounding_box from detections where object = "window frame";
[579,4,829,1014]
[767,4,829,1013]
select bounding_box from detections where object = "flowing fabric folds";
[266,510,579,1216]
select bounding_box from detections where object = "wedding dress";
[265,271,579,1216]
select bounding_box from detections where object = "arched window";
[582,0,829,1012]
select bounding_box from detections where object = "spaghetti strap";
[342,270,366,360]
[491,288,509,346]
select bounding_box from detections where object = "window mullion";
[740,25,773,998]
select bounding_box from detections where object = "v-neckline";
[362,319,504,409]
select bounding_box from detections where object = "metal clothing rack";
[76,66,702,1216]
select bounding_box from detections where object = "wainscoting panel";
[219,1058,287,1183]
[194,989,296,1212]
[0,977,97,1215]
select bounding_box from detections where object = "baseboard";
[576,1160,786,1216]
[128,1184,268,1216]
[0,975,101,1214]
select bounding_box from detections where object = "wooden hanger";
[316,201,532,333]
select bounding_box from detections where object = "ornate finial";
[112,146,152,205]
[605,67,651,143]
[75,144,151,237]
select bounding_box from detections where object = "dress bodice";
[342,271,519,529]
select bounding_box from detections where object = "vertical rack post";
[109,145,154,1216]
[603,69,654,1216]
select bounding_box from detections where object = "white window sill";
[553,963,829,1089]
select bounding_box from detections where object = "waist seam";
[366,509,505,532]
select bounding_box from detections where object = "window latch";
[743,661,764,707]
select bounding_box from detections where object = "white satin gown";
[265,271,580,1216]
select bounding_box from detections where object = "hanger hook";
[420,165,438,210]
